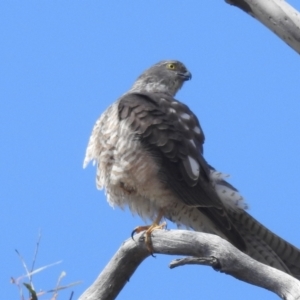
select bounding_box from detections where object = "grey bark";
[78,230,300,300]
[226,0,300,54]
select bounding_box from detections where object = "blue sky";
[2,1,300,299]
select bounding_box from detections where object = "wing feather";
[118,92,246,250]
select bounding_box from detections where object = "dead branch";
[78,230,300,300]
[225,0,300,54]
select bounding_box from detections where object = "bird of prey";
[84,60,300,278]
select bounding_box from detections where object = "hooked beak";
[177,71,192,81]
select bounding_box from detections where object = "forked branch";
[78,230,300,300]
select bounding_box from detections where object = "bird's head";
[130,60,192,96]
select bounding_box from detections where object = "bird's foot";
[131,210,166,254]
[131,221,167,254]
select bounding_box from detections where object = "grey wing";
[118,92,246,251]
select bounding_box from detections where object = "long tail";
[229,209,300,279]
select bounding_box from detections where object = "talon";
[144,221,166,253]
[131,210,166,254]
[131,225,151,240]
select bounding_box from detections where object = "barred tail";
[229,210,300,279]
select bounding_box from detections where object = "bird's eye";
[167,63,176,70]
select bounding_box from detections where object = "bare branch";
[30,229,42,287]
[78,230,300,300]
[225,0,300,54]
[169,256,219,269]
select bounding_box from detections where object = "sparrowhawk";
[84,60,300,279]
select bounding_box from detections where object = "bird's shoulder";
[118,92,208,185]
[118,92,204,145]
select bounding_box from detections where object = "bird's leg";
[131,210,166,253]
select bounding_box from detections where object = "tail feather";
[229,209,300,279]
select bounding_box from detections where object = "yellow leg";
[131,210,166,253]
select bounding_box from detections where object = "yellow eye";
[167,63,176,70]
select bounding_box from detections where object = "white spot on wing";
[189,139,196,148]
[193,126,201,134]
[180,113,190,120]
[169,108,176,114]
[188,156,199,178]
